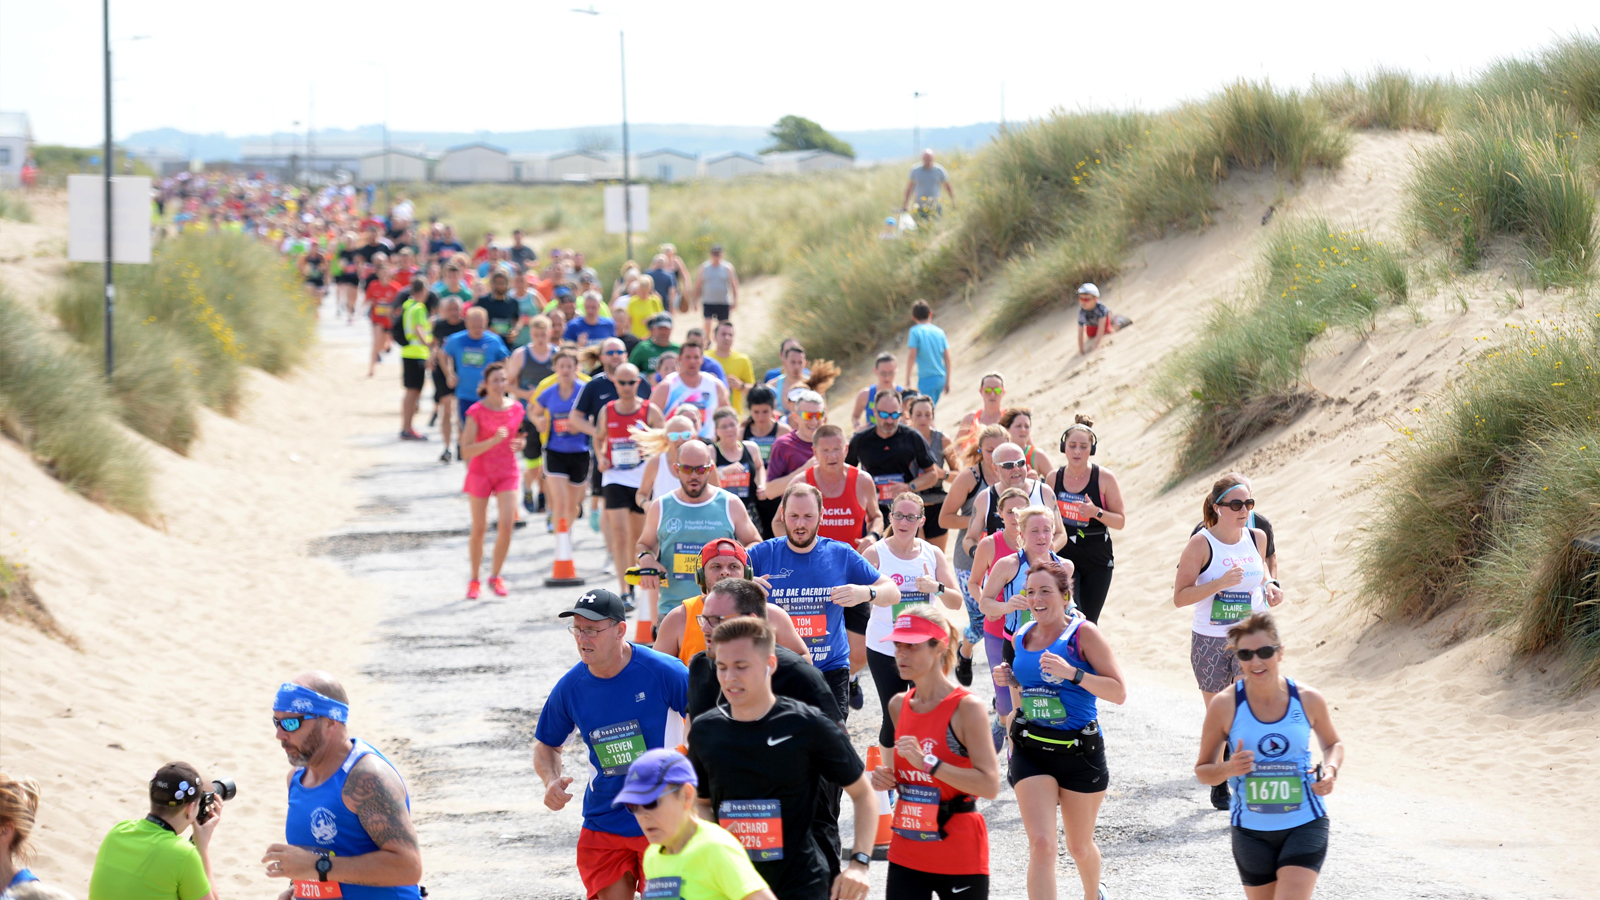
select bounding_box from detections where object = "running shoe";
[1098,885,1109,900]
[400,429,427,441]
[488,576,508,597]
[466,580,482,600]
[455,444,462,461]
[955,651,973,687]
[1210,782,1230,810]
[991,719,1005,753]
[428,410,438,427]
[849,678,864,710]
[523,489,536,514]
[536,492,547,513]
[589,506,602,532]
[438,449,452,464]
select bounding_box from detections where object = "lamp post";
[912,91,926,158]
[571,6,632,261]
[99,8,149,380]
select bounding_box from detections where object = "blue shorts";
[917,375,945,405]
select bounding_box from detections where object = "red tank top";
[604,400,648,468]
[889,686,988,875]
[805,466,866,548]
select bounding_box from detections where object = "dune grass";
[0,191,32,222]
[1159,217,1408,476]
[55,230,315,451]
[1359,315,1600,687]
[0,287,152,518]
[1314,68,1452,131]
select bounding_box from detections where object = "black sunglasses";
[1216,498,1257,512]
[616,379,640,386]
[624,785,681,813]
[273,714,320,733]
[1235,645,1279,661]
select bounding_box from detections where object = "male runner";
[508,315,558,512]
[593,363,665,598]
[687,617,876,900]
[849,353,902,433]
[264,672,422,898]
[707,320,755,414]
[962,441,1066,558]
[691,244,739,337]
[442,307,511,428]
[630,313,679,378]
[845,391,941,520]
[635,440,762,627]
[653,540,808,665]
[566,291,618,346]
[652,341,730,441]
[431,264,473,309]
[476,270,525,347]
[397,278,433,441]
[534,589,690,900]
[682,575,836,720]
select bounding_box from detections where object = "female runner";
[461,362,526,599]
[965,486,1032,743]
[938,424,1005,685]
[905,394,951,552]
[1052,416,1126,624]
[711,406,765,526]
[741,385,790,539]
[1000,407,1054,479]
[531,349,589,529]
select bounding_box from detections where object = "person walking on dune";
[901,149,955,221]
[692,245,740,338]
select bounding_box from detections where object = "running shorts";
[603,482,645,513]
[590,451,604,493]
[519,418,543,461]
[844,602,870,636]
[1232,817,1329,886]
[402,357,426,391]
[702,302,731,322]
[432,369,452,403]
[335,272,360,286]
[822,666,852,721]
[305,275,326,287]
[921,501,948,540]
[464,469,519,499]
[1007,719,1109,793]
[886,864,989,900]
[1191,632,1242,694]
[545,449,591,483]
[576,827,648,899]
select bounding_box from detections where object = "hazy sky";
[4,0,1596,145]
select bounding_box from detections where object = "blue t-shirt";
[429,239,465,259]
[906,323,949,381]
[747,537,882,671]
[533,644,690,836]
[442,331,510,401]
[564,317,617,345]
[538,381,589,453]
[1078,301,1110,328]
[646,267,677,302]
[698,356,726,383]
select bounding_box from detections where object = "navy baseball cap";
[612,748,697,807]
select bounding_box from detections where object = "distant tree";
[762,116,854,159]
[576,128,617,154]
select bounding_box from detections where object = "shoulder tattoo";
[344,760,418,851]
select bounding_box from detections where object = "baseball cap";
[1077,283,1100,298]
[553,285,574,299]
[611,748,697,808]
[699,537,749,570]
[710,243,724,253]
[887,612,949,644]
[648,312,674,329]
[559,588,628,622]
[150,762,203,807]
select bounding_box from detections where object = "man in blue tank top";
[264,672,422,899]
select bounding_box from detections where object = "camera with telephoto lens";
[196,778,236,825]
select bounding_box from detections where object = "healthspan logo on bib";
[1257,733,1290,758]
[309,807,339,844]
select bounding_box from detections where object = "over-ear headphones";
[695,538,755,590]
[1059,423,1098,455]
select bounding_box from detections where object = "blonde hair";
[634,414,695,457]
[964,424,1008,466]
[528,314,552,331]
[804,358,841,396]
[0,773,41,863]
[1014,505,1055,534]
[895,605,960,674]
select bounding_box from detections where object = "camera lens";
[211,778,237,801]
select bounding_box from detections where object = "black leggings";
[886,863,988,900]
[866,649,910,748]
[1060,537,1114,623]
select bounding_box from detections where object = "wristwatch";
[850,851,873,868]
[1070,667,1086,686]
[868,587,877,603]
[923,753,942,776]
[637,549,655,561]
[315,853,333,882]
[935,583,947,596]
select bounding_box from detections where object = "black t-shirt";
[432,318,467,344]
[619,332,642,356]
[688,696,865,900]
[845,425,937,497]
[475,295,522,343]
[1190,513,1276,561]
[509,245,537,270]
[575,373,653,424]
[688,645,842,723]
[353,243,384,264]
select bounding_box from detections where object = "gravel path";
[320,420,1559,900]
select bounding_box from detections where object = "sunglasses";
[876,411,902,420]
[996,459,1029,470]
[615,379,639,387]
[678,464,713,475]
[798,411,824,421]
[981,387,1004,396]
[666,431,695,441]
[273,714,319,733]
[1216,498,1257,512]
[603,349,627,356]
[890,511,924,522]
[1234,645,1279,661]
[624,785,681,814]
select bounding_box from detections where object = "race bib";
[1210,590,1253,625]
[874,474,901,502]
[891,782,942,841]
[642,877,683,900]
[1243,762,1305,814]
[588,720,648,776]
[1056,490,1089,527]
[1020,687,1069,726]
[671,542,701,582]
[462,348,486,367]
[892,592,929,620]
[719,799,783,861]
[611,440,641,468]
[551,418,569,434]
[781,591,831,649]
[722,468,751,497]
[752,435,776,461]
[293,881,342,899]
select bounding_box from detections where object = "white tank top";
[650,452,682,501]
[866,539,942,655]
[1190,527,1267,638]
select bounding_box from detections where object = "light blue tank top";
[657,489,736,614]
[1011,617,1098,730]
[285,739,421,899]
[1228,679,1326,831]
[1001,549,1065,634]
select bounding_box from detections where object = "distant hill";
[121,122,1002,164]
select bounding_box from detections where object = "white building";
[0,112,33,187]
[436,142,511,183]
[761,149,853,174]
[703,151,765,180]
[546,150,611,183]
[358,150,429,183]
[636,149,698,183]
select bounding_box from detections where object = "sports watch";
[1070,667,1086,686]
[923,753,942,776]
[850,851,873,868]
[315,853,333,882]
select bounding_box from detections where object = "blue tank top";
[864,384,902,429]
[285,739,421,899]
[1228,679,1326,831]
[1011,617,1098,730]
[1000,549,1065,634]
[538,381,587,453]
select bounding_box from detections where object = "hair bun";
[1074,414,1095,428]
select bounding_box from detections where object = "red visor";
[887,614,948,644]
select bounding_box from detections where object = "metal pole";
[620,29,632,263]
[102,0,115,380]
[383,72,391,214]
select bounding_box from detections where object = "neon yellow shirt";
[642,820,770,900]
[88,818,210,900]
[707,349,755,414]
[627,294,666,338]
[400,298,432,359]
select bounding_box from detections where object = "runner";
[646,252,680,314]
[442,306,512,444]
[992,561,1128,900]
[1053,416,1126,624]
[903,300,952,405]
[477,270,526,348]
[534,589,691,900]
[507,316,558,513]
[532,349,591,531]
[432,263,474,311]
[572,337,655,541]
[862,492,961,756]
[0,774,44,898]
[300,239,327,311]
[904,394,951,551]
[364,253,400,378]
[616,748,778,900]
[1190,474,1281,581]
[1000,408,1054,479]
[397,276,432,442]
[966,486,1031,736]
[870,605,1002,900]
[850,353,902,432]
[630,313,680,379]
[1195,613,1343,900]
[741,386,791,540]
[635,439,761,627]
[567,291,619,346]
[1173,473,1284,808]
[595,364,665,599]
[954,373,1007,450]
[692,244,739,336]
[938,424,1005,686]
[963,442,1065,558]
[846,391,941,525]
[711,407,764,529]
[459,362,525,599]
[750,481,900,716]
[429,297,467,462]
[334,231,361,323]
[626,276,665,340]
[767,344,835,421]
[652,341,730,440]
[264,672,423,898]
[686,616,877,900]
[706,321,755,415]
[759,390,824,503]
[653,543,807,666]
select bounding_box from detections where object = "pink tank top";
[982,531,1016,638]
[466,400,526,481]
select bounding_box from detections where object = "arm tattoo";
[344,760,419,853]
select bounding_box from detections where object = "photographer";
[263,672,422,900]
[87,763,222,900]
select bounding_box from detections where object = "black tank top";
[714,441,758,508]
[1053,464,1109,539]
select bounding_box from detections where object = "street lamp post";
[102,0,114,379]
[573,6,632,261]
[912,91,926,158]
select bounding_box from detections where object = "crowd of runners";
[0,173,1343,900]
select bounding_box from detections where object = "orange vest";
[678,594,707,664]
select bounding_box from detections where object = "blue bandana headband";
[274,683,349,723]
[1216,484,1247,503]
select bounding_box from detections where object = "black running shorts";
[402,357,426,391]
[1232,817,1329,886]
[544,449,591,483]
[603,482,644,513]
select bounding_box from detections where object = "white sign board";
[603,184,650,234]
[68,175,153,264]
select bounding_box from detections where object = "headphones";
[695,540,755,590]
[1059,424,1098,455]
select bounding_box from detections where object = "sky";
[4,0,1597,146]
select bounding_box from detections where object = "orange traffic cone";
[865,745,893,860]
[634,616,654,644]
[543,518,586,587]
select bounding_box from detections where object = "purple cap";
[611,748,697,807]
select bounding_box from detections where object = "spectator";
[1,774,44,897]
[901,149,955,217]
[905,298,953,404]
[87,763,223,900]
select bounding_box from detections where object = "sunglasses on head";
[996,459,1029,470]
[666,430,695,441]
[1216,498,1257,512]
[1234,645,1279,661]
[273,714,320,733]
[678,464,713,475]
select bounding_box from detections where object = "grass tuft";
[1314,68,1452,131]
[0,191,32,222]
